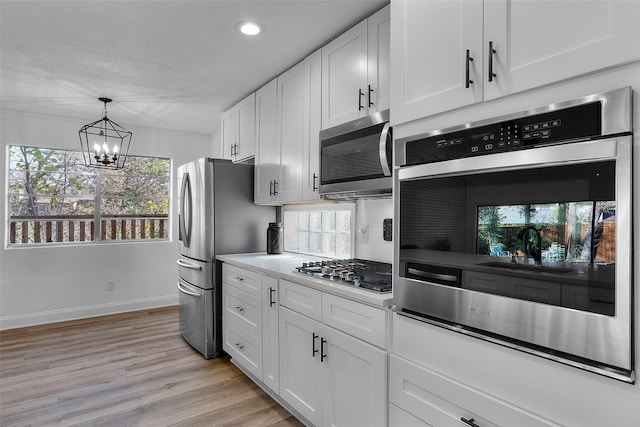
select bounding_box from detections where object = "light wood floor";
[0,306,304,427]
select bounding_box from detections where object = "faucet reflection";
[516,225,542,266]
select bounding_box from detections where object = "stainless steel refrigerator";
[176,158,274,358]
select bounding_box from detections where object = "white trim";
[0,295,178,330]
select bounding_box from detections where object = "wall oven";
[394,87,634,382]
[320,110,392,199]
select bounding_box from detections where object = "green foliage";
[9,146,170,219]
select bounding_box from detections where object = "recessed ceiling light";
[239,21,261,36]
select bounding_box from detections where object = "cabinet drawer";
[322,292,388,349]
[223,318,262,380]
[223,284,261,338]
[223,263,262,296]
[390,355,555,427]
[279,279,322,321]
[389,403,430,427]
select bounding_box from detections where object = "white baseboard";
[0,295,179,330]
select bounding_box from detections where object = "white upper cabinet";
[390,0,483,125]
[322,5,390,129]
[367,5,391,115]
[220,93,255,162]
[254,50,322,205]
[276,60,306,203]
[391,0,640,126]
[484,0,640,100]
[254,79,279,205]
[302,49,322,201]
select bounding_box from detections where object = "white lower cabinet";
[261,275,279,393]
[223,264,389,427]
[222,265,279,387]
[280,306,387,427]
[390,314,558,427]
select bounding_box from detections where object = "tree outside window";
[8,146,170,245]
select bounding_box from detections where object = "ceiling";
[0,0,388,136]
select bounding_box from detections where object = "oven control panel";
[404,101,602,166]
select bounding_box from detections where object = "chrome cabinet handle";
[312,173,318,192]
[368,84,374,107]
[234,143,239,157]
[235,342,244,350]
[176,259,202,270]
[269,180,273,196]
[234,306,244,312]
[488,41,497,82]
[465,49,474,88]
[176,282,201,298]
[358,88,365,111]
[235,276,244,282]
[273,180,278,195]
[461,417,481,427]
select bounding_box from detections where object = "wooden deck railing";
[9,214,169,244]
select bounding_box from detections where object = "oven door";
[394,136,633,380]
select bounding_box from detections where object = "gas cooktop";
[294,258,392,293]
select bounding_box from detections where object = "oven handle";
[379,122,392,177]
[398,138,619,181]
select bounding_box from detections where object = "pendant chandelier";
[79,97,132,169]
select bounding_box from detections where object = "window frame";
[7,145,172,248]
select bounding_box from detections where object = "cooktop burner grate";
[294,258,392,293]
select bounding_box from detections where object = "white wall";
[354,198,393,263]
[0,111,214,329]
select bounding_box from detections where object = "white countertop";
[216,252,394,307]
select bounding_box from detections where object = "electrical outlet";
[383,218,392,241]
[107,280,115,291]
[358,225,369,243]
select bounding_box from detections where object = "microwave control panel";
[404,101,602,166]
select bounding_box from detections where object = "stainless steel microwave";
[319,110,392,200]
[394,87,634,383]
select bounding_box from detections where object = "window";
[283,204,354,258]
[8,145,170,246]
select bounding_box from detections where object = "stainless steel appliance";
[294,259,392,293]
[394,87,634,382]
[319,110,392,199]
[177,158,274,358]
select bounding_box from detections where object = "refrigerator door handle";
[177,281,202,298]
[179,172,193,247]
[176,259,203,270]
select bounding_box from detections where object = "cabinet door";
[235,93,255,162]
[279,307,323,426]
[302,49,322,201]
[322,326,387,427]
[484,0,640,100]
[276,61,305,203]
[322,19,368,129]
[390,0,483,126]
[254,78,279,205]
[367,5,391,114]
[261,276,279,393]
[220,107,236,161]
